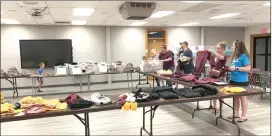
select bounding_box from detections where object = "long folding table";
[1,73,263,136]
[1,72,134,98]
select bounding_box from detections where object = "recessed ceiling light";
[180,22,200,26]
[150,11,175,18]
[129,22,147,26]
[1,19,20,24]
[73,8,95,16]
[71,20,87,25]
[263,2,270,7]
[180,1,204,3]
[209,13,241,19]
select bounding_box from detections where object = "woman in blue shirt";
[228,40,251,122]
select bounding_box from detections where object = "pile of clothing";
[20,69,31,77]
[170,72,220,85]
[175,85,218,98]
[151,87,179,99]
[220,87,245,93]
[118,93,138,111]
[7,67,20,77]
[64,93,94,109]
[89,93,115,106]
[1,69,8,77]
[133,88,152,102]
[107,64,117,73]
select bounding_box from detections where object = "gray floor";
[1,82,270,135]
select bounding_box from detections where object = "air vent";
[22,1,39,5]
[119,2,156,20]
[55,22,71,25]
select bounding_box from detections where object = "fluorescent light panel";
[150,11,175,18]
[180,1,204,3]
[130,22,147,26]
[263,2,270,7]
[1,19,20,24]
[209,13,240,19]
[73,8,95,16]
[72,20,87,25]
[180,22,200,26]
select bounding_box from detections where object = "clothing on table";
[178,48,194,74]
[151,87,179,99]
[64,93,94,109]
[159,50,175,70]
[90,93,115,106]
[133,88,153,102]
[177,84,218,98]
[230,54,250,82]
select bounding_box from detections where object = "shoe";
[227,116,240,119]
[237,117,248,122]
[37,90,43,92]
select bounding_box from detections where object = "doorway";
[145,30,167,59]
[253,36,271,71]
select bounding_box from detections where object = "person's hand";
[207,49,213,53]
[228,66,235,71]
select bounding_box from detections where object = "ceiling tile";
[49,8,72,16]
[96,1,124,10]
[45,1,100,8]
[16,1,47,8]
[87,20,105,25]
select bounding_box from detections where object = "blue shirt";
[230,54,251,82]
[38,68,44,75]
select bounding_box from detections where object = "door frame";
[250,33,271,68]
[145,29,168,60]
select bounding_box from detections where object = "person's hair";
[182,41,188,46]
[231,40,250,61]
[161,45,167,49]
[217,41,228,50]
[39,62,45,66]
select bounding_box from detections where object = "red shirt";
[159,50,175,70]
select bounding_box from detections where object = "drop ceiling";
[1,1,270,27]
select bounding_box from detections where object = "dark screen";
[20,39,73,68]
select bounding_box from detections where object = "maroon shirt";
[159,50,175,70]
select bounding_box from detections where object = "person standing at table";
[227,40,251,122]
[208,41,228,112]
[36,62,45,92]
[178,41,194,74]
[156,45,175,87]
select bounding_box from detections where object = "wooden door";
[147,39,165,59]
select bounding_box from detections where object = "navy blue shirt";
[179,48,194,72]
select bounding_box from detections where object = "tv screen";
[20,39,73,68]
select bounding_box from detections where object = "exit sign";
[262,28,268,33]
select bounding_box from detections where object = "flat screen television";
[20,39,73,68]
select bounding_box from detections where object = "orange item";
[123,102,130,111]
[130,102,138,111]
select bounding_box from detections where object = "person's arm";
[208,49,225,60]
[160,52,173,62]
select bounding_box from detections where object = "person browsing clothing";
[178,41,194,74]
[208,41,228,112]
[227,40,251,122]
[150,49,159,60]
[156,45,175,87]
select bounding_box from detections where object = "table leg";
[216,98,241,136]
[87,75,90,91]
[136,72,141,89]
[140,106,159,136]
[127,73,129,88]
[12,78,15,99]
[80,76,83,92]
[14,78,18,98]
[74,113,90,136]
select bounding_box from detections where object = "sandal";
[237,118,248,122]
[227,116,240,119]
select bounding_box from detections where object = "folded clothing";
[181,74,197,82]
[194,77,219,84]
[90,93,115,106]
[178,85,218,98]
[220,87,245,93]
[133,88,152,102]
[65,93,94,109]
[152,87,179,99]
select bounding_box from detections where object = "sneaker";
[37,90,43,92]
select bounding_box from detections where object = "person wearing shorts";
[37,62,45,92]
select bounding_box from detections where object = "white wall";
[1,25,246,88]
[1,25,107,88]
[245,24,270,52]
